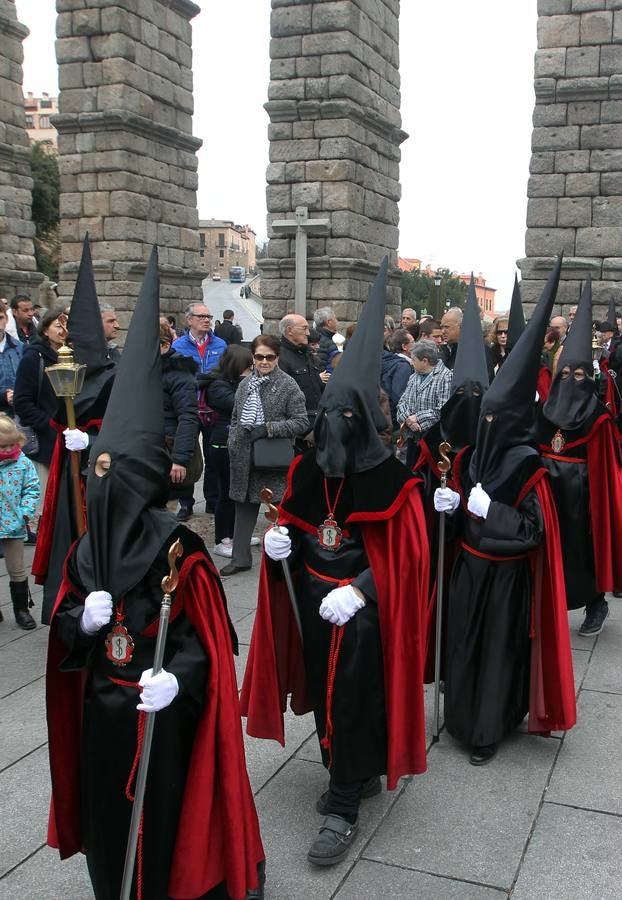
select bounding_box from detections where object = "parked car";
[212,273,221,281]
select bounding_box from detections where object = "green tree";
[30,142,60,280]
[401,267,468,319]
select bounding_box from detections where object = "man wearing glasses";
[173,303,227,520]
[278,314,326,446]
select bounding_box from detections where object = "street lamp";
[45,344,87,536]
[434,273,442,320]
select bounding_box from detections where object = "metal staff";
[260,486,303,642]
[433,441,452,743]
[45,343,87,537]
[120,538,184,900]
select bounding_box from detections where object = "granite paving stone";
[0,847,91,900]
[546,689,622,815]
[0,678,46,770]
[335,859,508,899]
[364,731,559,891]
[512,803,622,900]
[0,746,52,878]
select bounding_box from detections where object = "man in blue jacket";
[173,302,227,520]
[0,306,24,415]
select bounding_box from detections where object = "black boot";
[11,580,36,631]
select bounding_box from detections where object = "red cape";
[240,473,430,791]
[46,553,264,900]
[537,366,552,404]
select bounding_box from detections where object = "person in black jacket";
[215,309,243,344]
[14,308,68,512]
[200,344,253,557]
[278,314,326,447]
[159,321,200,512]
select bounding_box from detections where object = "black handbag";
[252,436,294,472]
[19,424,39,459]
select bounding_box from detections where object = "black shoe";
[176,505,193,522]
[14,607,36,630]
[11,580,36,631]
[612,591,622,598]
[307,815,359,867]
[244,860,265,900]
[469,744,497,766]
[219,563,252,577]
[579,599,609,636]
[315,776,382,815]
[24,528,37,545]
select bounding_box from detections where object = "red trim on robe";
[45,553,264,900]
[240,486,430,790]
[537,366,552,404]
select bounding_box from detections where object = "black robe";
[444,453,544,747]
[52,527,230,900]
[537,408,601,610]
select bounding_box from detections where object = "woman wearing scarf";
[222,334,308,576]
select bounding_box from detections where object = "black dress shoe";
[469,744,497,766]
[315,776,382,815]
[307,815,359,866]
[219,563,252,577]
[176,504,193,522]
[14,608,36,630]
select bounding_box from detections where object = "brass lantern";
[45,344,87,429]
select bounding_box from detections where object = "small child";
[0,414,40,629]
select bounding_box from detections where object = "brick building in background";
[198,218,256,275]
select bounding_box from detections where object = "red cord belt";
[459,541,527,562]
[304,562,355,769]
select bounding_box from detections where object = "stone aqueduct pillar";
[261,0,406,331]
[0,0,42,299]
[54,0,204,331]
[520,0,622,318]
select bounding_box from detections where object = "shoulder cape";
[240,454,430,790]
[45,552,264,900]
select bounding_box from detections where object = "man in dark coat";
[537,275,622,635]
[313,306,340,373]
[45,247,265,900]
[241,258,430,867]
[278,313,324,443]
[434,258,575,766]
[215,309,243,344]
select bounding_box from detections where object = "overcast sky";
[19,0,537,311]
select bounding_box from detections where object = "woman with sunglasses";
[486,316,509,381]
[221,334,308,576]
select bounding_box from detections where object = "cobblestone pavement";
[2,525,622,899]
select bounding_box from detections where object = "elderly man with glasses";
[278,314,327,447]
[172,303,227,520]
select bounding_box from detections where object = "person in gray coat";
[221,333,309,576]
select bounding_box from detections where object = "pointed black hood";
[67,235,115,418]
[76,247,176,600]
[607,295,619,338]
[314,257,392,477]
[507,274,526,349]
[543,275,598,430]
[471,256,562,492]
[439,277,489,451]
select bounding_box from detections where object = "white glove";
[80,590,113,635]
[137,668,179,712]
[64,428,89,451]
[319,585,365,627]
[434,487,460,513]
[468,482,491,519]
[264,526,291,560]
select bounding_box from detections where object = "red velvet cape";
[540,412,622,593]
[46,552,264,900]
[32,419,101,583]
[240,461,430,790]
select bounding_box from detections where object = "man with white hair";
[440,306,463,370]
[278,314,326,443]
[313,306,340,373]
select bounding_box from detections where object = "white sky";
[19,0,538,311]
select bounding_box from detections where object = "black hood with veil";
[543,275,598,432]
[437,277,489,453]
[314,257,392,478]
[507,273,526,350]
[67,235,115,420]
[75,247,177,600]
[470,256,562,496]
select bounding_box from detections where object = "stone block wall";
[261,0,406,331]
[0,1,42,300]
[54,0,203,333]
[519,0,622,319]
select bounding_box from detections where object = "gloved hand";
[468,482,491,519]
[80,590,113,635]
[137,668,179,713]
[264,526,291,560]
[249,425,268,442]
[64,428,89,451]
[434,487,460,513]
[319,585,365,627]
